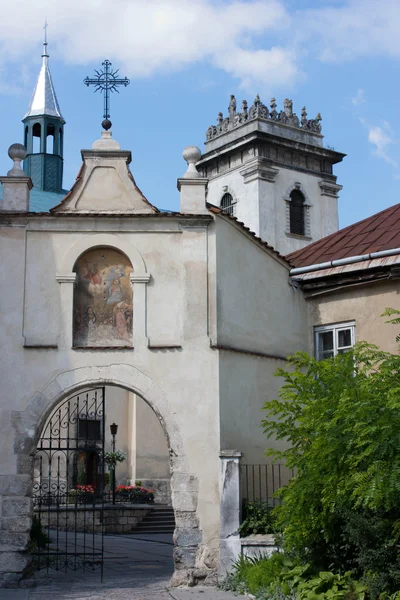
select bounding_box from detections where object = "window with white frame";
[314,322,355,360]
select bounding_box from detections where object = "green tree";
[262,343,400,595]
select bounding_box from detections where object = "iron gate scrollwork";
[32,387,105,578]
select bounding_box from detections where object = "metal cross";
[84,60,130,129]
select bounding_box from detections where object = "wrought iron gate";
[32,387,105,578]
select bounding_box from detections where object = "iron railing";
[240,463,294,506]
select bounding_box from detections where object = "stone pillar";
[178,146,208,214]
[219,450,243,577]
[56,273,76,348]
[0,474,33,587]
[0,144,32,212]
[130,273,151,346]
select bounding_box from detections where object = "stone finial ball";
[8,143,27,161]
[182,145,201,164]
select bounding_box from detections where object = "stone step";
[135,525,175,532]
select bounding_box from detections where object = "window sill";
[285,232,312,241]
[73,346,134,351]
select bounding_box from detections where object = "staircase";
[134,505,175,534]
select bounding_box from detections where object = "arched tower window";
[289,189,305,236]
[32,122,41,154]
[73,247,134,348]
[220,192,236,216]
[24,126,28,148]
[47,124,55,154]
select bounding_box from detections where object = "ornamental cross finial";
[84,59,130,131]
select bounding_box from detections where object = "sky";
[0,0,399,227]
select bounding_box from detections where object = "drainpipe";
[289,247,400,277]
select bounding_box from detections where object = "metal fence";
[240,463,294,506]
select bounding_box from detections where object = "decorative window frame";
[283,182,312,239]
[220,185,238,216]
[314,321,356,361]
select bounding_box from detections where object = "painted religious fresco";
[73,248,133,347]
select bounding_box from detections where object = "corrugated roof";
[0,186,67,212]
[287,202,400,268]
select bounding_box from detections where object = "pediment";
[52,146,156,214]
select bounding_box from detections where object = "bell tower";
[22,31,65,193]
[198,95,346,256]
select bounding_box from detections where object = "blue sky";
[0,0,398,227]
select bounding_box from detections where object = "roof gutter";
[290,247,400,277]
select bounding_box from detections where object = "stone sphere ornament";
[8,143,27,162]
[7,143,27,176]
[182,145,202,179]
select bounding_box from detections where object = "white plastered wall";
[206,165,338,256]
[214,216,309,461]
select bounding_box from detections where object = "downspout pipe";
[290,247,400,277]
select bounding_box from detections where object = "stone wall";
[36,505,151,534]
[140,479,171,505]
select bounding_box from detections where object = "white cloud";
[352,89,366,106]
[360,119,397,167]
[0,0,399,95]
[294,0,400,63]
[0,0,296,93]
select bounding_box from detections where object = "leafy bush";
[261,343,400,597]
[221,553,366,599]
[239,500,276,537]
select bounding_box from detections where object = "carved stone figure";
[270,97,278,119]
[301,106,307,127]
[284,98,293,117]
[228,95,236,121]
[241,100,248,120]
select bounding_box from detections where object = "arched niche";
[73,247,134,348]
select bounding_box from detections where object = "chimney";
[0,144,32,211]
[177,146,208,214]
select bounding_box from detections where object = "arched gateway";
[9,365,205,586]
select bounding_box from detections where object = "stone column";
[219,450,243,577]
[0,474,33,587]
[0,144,33,212]
[130,273,151,346]
[177,146,208,214]
[56,273,76,348]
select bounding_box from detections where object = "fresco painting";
[73,248,133,347]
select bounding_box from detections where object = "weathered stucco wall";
[214,216,309,461]
[308,279,400,354]
[0,214,220,587]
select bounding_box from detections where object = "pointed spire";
[23,26,64,121]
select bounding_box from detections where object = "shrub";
[262,343,400,596]
[239,500,276,537]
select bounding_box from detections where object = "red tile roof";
[286,203,400,268]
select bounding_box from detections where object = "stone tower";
[22,35,65,193]
[198,95,345,255]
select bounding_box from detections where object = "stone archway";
[5,364,208,587]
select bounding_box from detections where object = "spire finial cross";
[42,19,49,58]
[84,60,130,130]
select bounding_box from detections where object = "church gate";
[32,387,105,578]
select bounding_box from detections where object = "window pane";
[322,350,335,359]
[338,328,351,348]
[319,331,334,351]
